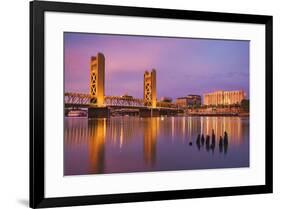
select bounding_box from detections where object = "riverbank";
[187,112,249,117]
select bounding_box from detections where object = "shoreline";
[186,112,249,117]
[65,113,250,118]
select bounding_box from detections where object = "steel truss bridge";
[64,92,179,109]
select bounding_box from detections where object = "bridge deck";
[64,92,180,110]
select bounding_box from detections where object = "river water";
[64,116,249,175]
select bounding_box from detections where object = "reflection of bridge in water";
[64,118,159,174]
[64,116,247,174]
[64,53,182,118]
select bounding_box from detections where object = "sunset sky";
[64,32,249,100]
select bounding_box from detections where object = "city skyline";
[64,32,249,100]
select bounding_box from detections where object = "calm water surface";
[64,116,249,175]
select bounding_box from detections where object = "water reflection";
[88,119,106,173]
[64,116,249,175]
[143,118,158,165]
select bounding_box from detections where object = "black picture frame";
[30,0,273,208]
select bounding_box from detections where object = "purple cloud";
[64,33,249,100]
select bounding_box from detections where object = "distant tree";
[192,103,200,109]
[241,99,250,112]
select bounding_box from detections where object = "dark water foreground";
[64,116,249,175]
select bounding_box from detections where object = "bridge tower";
[90,53,105,106]
[143,69,157,108]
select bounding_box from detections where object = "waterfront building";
[203,90,246,106]
[121,94,133,99]
[90,53,105,106]
[144,69,157,108]
[160,97,173,103]
[176,95,201,107]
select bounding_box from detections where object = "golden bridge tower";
[90,53,105,106]
[143,69,157,108]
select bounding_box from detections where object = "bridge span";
[64,92,183,117]
[65,53,183,118]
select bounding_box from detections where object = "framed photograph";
[30,0,273,208]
